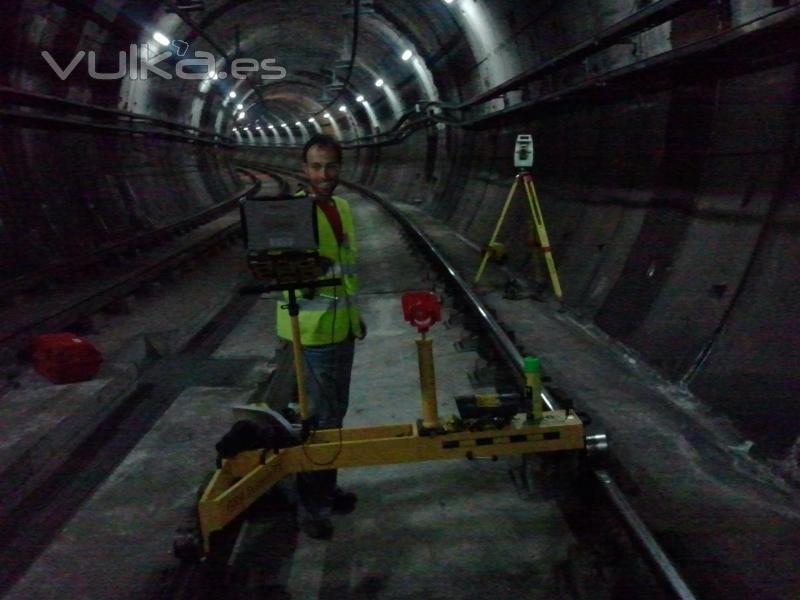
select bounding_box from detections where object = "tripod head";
[514,134,534,169]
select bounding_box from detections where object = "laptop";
[240,194,318,253]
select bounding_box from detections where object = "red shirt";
[316,199,344,245]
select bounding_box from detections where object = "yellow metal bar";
[474,176,520,284]
[198,452,286,554]
[309,423,414,443]
[282,411,583,472]
[416,337,441,429]
[523,174,563,302]
[289,313,311,420]
[197,467,239,553]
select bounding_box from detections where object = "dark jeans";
[296,338,355,522]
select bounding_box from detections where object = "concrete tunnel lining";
[0,1,799,598]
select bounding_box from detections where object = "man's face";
[303,144,341,199]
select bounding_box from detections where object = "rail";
[0,168,271,351]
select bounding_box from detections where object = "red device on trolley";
[401,291,441,333]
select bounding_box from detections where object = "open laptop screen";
[240,195,318,253]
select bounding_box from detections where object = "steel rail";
[1,221,238,342]
[353,183,698,600]
[0,169,262,299]
[595,469,698,600]
[0,86,222,138]
[0,171,266,352]
[0,108,233,147]
[352,179,698,600]
[251,162,698,600]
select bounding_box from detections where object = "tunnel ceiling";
[5,0,798,142]
[156,0,465,132]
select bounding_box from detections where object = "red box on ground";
[30,333,103,384]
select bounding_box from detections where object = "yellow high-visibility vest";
[276,194,362,345]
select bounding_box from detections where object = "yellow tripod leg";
[474,176,520,284]
[523,174,564,302]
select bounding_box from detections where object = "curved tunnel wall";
[0,0,797,465]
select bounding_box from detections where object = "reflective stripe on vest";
[295,296,338,312]
[276,195,362,345]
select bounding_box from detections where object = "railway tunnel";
[0,1,799,599]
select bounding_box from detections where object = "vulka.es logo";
[41,45,287,81]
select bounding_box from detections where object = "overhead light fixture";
[375,78,384,87]
[237,112,245,120]
[444,0,454,4]
[401,50,412,61]
[308,118,316,123]
[295,121,302,126]
[153,32,170,47]
[324,112,332,119]
[236,104,243,110]
[269,125,276,129]
[356,95,364,102]
[339,105,347,112]
[175,2,205,11]
[281,123,288,127]
[229,91,237,99]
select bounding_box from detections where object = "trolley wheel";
[171,470,216,563]
[173,527,203,563]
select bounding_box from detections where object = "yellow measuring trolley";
[174,193,586,562]
[176,289,585,561]
[196,410,583,556]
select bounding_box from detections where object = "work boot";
[331,489,357,514]
[300,518,333,540]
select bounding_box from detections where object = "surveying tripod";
[474,169,563,303]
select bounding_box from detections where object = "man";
[275,134,365,539]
